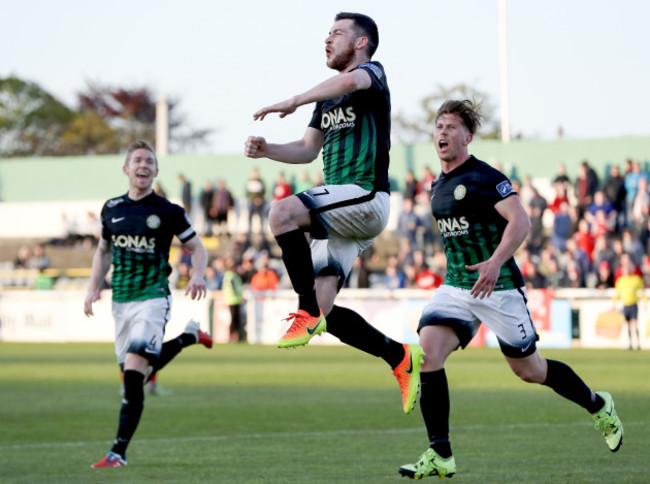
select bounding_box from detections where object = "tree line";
[0,76,498,157]
[0,77,212,157]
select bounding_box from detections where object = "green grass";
[0,343,648,483]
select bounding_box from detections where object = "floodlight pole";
[498,0,511,144]
[156,96,169,156]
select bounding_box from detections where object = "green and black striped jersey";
[308,61,391,193]
[100,192,196,302]
[430,156,525,290]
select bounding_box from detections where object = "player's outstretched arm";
[245,128,323,164]
[253,98,298,121]
[467,195,530,299]
[244,136,269,158]
[183,235,207,300]
[253,70,371,121]
[84,239,111,316]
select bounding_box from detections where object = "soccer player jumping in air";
[398,100,623,479]
[245,12,424,414]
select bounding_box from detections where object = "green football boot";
[399,448,456,479]
[592,391,623,452]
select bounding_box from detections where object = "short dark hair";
[125,139,156,166]
[435,100,483,135]
[335,12,379,58]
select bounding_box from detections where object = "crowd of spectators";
[11,243,50,271]
[6,158,650,296]
[515,158,650,291]
[191,157,650,295]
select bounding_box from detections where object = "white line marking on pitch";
[2,421,645,451]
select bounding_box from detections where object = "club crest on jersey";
[146,215,161,229]
[496,180,514,197]
[453,185,467,200]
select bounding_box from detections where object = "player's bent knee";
[124,350,156,375]
[511,365,545,384]
[518,372,540,384]
[269,196,309,232]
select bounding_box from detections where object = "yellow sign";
[595,310,625,339]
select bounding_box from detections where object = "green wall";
[409,136,650,182]
[1,136,649,202]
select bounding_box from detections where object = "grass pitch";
[0,343,648,483]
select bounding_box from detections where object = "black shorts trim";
[417,316,474,349]
[317,265,347,292]
[128,296,171,367]
[501,287,538,358]
[296,189,378,240]
[130,344,160,367]
[498,334,539,359]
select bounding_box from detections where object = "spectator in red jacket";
[250,251,280,291]
[573,219,595,262]
[272,172,293,201]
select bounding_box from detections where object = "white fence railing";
[1,288,646,350]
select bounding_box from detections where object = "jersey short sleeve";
[171,205,195,243]
[358,62,387,90]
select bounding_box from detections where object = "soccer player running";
[398,100,623,479]
[84,140,213,468]
[244,12,424,414]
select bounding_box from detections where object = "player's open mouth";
[136,172,150,178]
[439,140,448,149]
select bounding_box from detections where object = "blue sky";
[3,0,648,153]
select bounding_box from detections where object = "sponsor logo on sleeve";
[496,180,514,197]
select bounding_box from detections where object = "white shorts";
[297,184,389,287]
[418,285,538,358]
[112,296,172,366]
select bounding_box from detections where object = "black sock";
[326,305,405,367]
[420,370,452,458]
[147,331,197,381]
[179,332,198,348]
[111,370,145,459]
[275,228,319,316]
[543,359,604,413]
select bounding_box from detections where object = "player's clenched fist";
[245,136,267,158]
